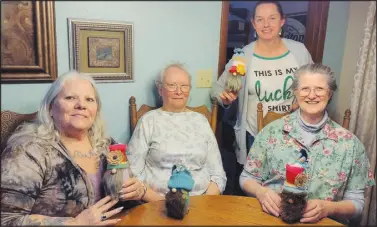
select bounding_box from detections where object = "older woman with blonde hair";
[240,63,375,224]
[1,71,145,226]
[127,63,227,201]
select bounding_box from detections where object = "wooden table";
[115,195,344,226]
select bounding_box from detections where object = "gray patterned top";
[127,109,227,196]
[1,141,103,226]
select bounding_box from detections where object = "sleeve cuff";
[210,177,226,193]
[239,169,263,188]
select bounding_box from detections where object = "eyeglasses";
[297,87,329,97]
[162,83,191,93]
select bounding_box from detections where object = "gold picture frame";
[68,18,133,82]
[1,1,57,83]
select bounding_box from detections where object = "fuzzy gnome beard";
[280,149,309,224]
[103,143,133,200]
[226,48,247,93]
[165,164,194,220]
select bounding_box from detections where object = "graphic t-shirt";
[246,51,299,135]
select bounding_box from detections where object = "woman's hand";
[300,199,329,223]
[70,196,122,226]
[119,177,145,201]
[219,90,238,105]
[256,187,281,217]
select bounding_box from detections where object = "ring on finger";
[101,214,107,221]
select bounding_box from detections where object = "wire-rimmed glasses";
[162,83,191,93]
[297,87,329,97]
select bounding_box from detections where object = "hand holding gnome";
[280,149,309,223]
[103,144,145,199]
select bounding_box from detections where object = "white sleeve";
[127,116,152,182]
[204,122,227,193]
[343,189,365,219]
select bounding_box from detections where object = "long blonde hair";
[6,71,110,154]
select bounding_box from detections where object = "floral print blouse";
[243,111,375,201]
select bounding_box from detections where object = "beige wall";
[334,1,370,123]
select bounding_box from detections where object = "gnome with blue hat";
[280,149,309,223]
[165,164,194,219]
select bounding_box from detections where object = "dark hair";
[252,1,285,19]
[252,1,285,38]
[165,190,186,219]
[280,190,308,224]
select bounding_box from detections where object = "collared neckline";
[282,110,338,144]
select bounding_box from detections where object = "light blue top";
[210,38,313,164]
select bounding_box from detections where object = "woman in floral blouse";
[240,63,375,224]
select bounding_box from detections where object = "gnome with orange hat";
[226,48,247,93]
[102,143,133,199]
[280,149,309,224]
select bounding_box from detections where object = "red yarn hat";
[107,144,129,170]
[284,163,308,191]
[285,164,304,185]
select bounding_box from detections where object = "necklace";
[72,150,99,159]
[72,150,100,170]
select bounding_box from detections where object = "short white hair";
[292,63,338,92]
[155,62,192,88]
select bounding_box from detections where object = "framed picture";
[68,18,133,83]
[1,1,57,83]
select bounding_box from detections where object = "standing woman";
[211,1,313,174]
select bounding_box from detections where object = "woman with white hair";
[127,63,227,201]
[240,63,375,224]
[1,71,145,226]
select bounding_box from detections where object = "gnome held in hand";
[280,149,309,224]
[226,48,247,93]
[103,143,133,199]
[165,164,195,220]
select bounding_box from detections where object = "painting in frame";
[1,1,57,83]
[68,18,133,82]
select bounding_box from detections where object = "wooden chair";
[129,96,218,134]
[256,102,351,132]
[1,110,37,153]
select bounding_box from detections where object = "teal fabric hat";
[167,164,194,191]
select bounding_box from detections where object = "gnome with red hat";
[280,149,309,223]
[102,143,133,199]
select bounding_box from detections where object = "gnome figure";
[103,143,133,199]
[226,48,247,93]
[165,164,194,220]
[280,149,309,224]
